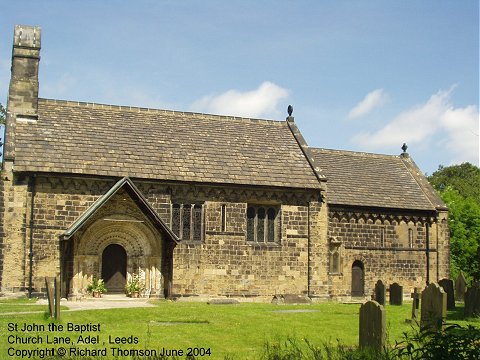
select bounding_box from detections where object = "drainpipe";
[425,221,430,286]
[28,174,36,298]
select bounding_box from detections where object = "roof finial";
[287,105,293,117]
[401,143,408,153]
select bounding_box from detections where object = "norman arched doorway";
[351,260,364,297]
[101,244,127,293]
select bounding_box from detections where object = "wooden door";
[351,261,364,297]
[101,244,127,293]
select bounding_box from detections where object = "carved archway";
[71,214,163,297]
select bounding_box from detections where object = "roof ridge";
[314,147,401,160]
[38,98,284,125]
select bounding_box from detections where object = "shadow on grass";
[447,303,465,321]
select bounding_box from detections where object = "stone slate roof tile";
[310,148,445,210]
[14,99,320,189]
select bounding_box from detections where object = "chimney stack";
[4,25,41,160]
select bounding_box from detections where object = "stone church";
[0,25,449,301]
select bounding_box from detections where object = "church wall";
[0,168,6,289]
[171,202,313,298]
[20,176,112,295]
[0,162,29,293]
[326,206,446,299]
[138,182,324,299]
[1,174,324,299]
[306,200,330,299]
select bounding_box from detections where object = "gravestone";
[438,278,455,310]
[374,280,386,306]
[411,287,420,319]
[421,283,447,331]
[464,282,480,318]
[455,273,467,302]
[54,277,61,320]
[359,300,386,351]
[45,277,55,317]
[45,277,61,319]
[389,283,403,305]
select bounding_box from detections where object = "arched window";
[267,208,276,242]
[171,203,204,242]
[408,228,414,248]
[247,207,256,241]
[172,204,181,236]
[332,252,339,273]
[246,205,280,243]
[257,207,266,242]
[329,238,342,275]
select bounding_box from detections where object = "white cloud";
[348,89,387,119]
[190,81,289,119]
[352,88,479,165]
[442,105,479,164]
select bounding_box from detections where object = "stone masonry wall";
[171,198,321,298]
[0,162,29,293]
[327,206,446,299]
[1,174,322,299]
[0,168,5,289]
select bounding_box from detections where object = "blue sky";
[1,1,478,174]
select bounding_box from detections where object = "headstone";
[421,283,447,331]
[374,280,386,306]
[438,278,455,310]
[455,273,467,302]
[411,287,420,319]
[45,277,55,317]
[464,282,480,318]
[54,277,61,320]
[389,283,403,305]
[359,300,386,351]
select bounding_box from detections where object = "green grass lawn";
[0,299,478,359]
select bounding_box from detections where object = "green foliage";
[0,103,5,125]
[261,338,390,360]
[428,163,480,281]
[85,276,107,294]
[125,275,144,296]
[441,187,480,281]
[395,323,480,360]
[428,163,480,204]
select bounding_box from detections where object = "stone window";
[408,228,414,248]
[171,203,204,242]
[380,227,386,247]
[329,237,342,275]
[221,204,227,232]
[246,205,280,243]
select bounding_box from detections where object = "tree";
[441,187,480,281]
[428,163,480,282]
[429,163,480,203]
[0,103,5,125]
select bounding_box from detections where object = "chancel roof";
[310,148,446,211]
[14,99,321,189]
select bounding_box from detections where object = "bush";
[394,323,480,360]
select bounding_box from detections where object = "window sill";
[206,231,245,236]
[178,240,203,245]
[246,241,281,248]
[328,272,343,276]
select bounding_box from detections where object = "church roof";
[310,148,446,211]
[14,99,321,190]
